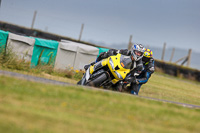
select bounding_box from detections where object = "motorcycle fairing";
[85,54,131,85]
[89,58,109,75]
[108,54,130,80]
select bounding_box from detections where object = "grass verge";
[0,75,200,133]
[140,72,200,105]
[0,49,84,83]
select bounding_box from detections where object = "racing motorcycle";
[77,53,138,89]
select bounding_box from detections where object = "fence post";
[78,23,84,41]
[128,35,132,50]
[169,48,175,62]
[187,49,192,67]
[31,11,37,29]
[45,27,48,32]
[161,42,166,61]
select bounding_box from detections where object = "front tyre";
[77,79,82,85]
[86,73,108,87]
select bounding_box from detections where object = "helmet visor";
[134,50,143,56]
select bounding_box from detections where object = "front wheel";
[86,73,108,87]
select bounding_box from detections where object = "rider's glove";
[124,77,134,83]
[125,76,139,84]
[148,67,155,73]
[132,79,139,84]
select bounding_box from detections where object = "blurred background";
[0,0,200,70]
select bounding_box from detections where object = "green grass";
[140,72,200,105]
[0,75,200,133]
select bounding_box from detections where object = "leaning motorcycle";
[77,53,138,89]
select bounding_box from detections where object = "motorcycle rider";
[83,44,145,85]
[128,48,155,95]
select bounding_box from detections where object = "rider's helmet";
[143,48,153,63]
[131,44,145,61]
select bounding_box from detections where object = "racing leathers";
[130,57,155,95]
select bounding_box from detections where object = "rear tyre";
[86,73,108,87]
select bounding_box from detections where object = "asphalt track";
[1,70,200,109]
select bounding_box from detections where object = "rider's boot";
[130,83,139,95]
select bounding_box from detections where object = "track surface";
[1,70,200,109]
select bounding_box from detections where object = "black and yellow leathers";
[79,53,138,87]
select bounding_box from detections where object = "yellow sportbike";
[78,53,136,88]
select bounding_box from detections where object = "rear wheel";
[86,73,108,87]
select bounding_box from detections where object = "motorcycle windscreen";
[108,54,130,80]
